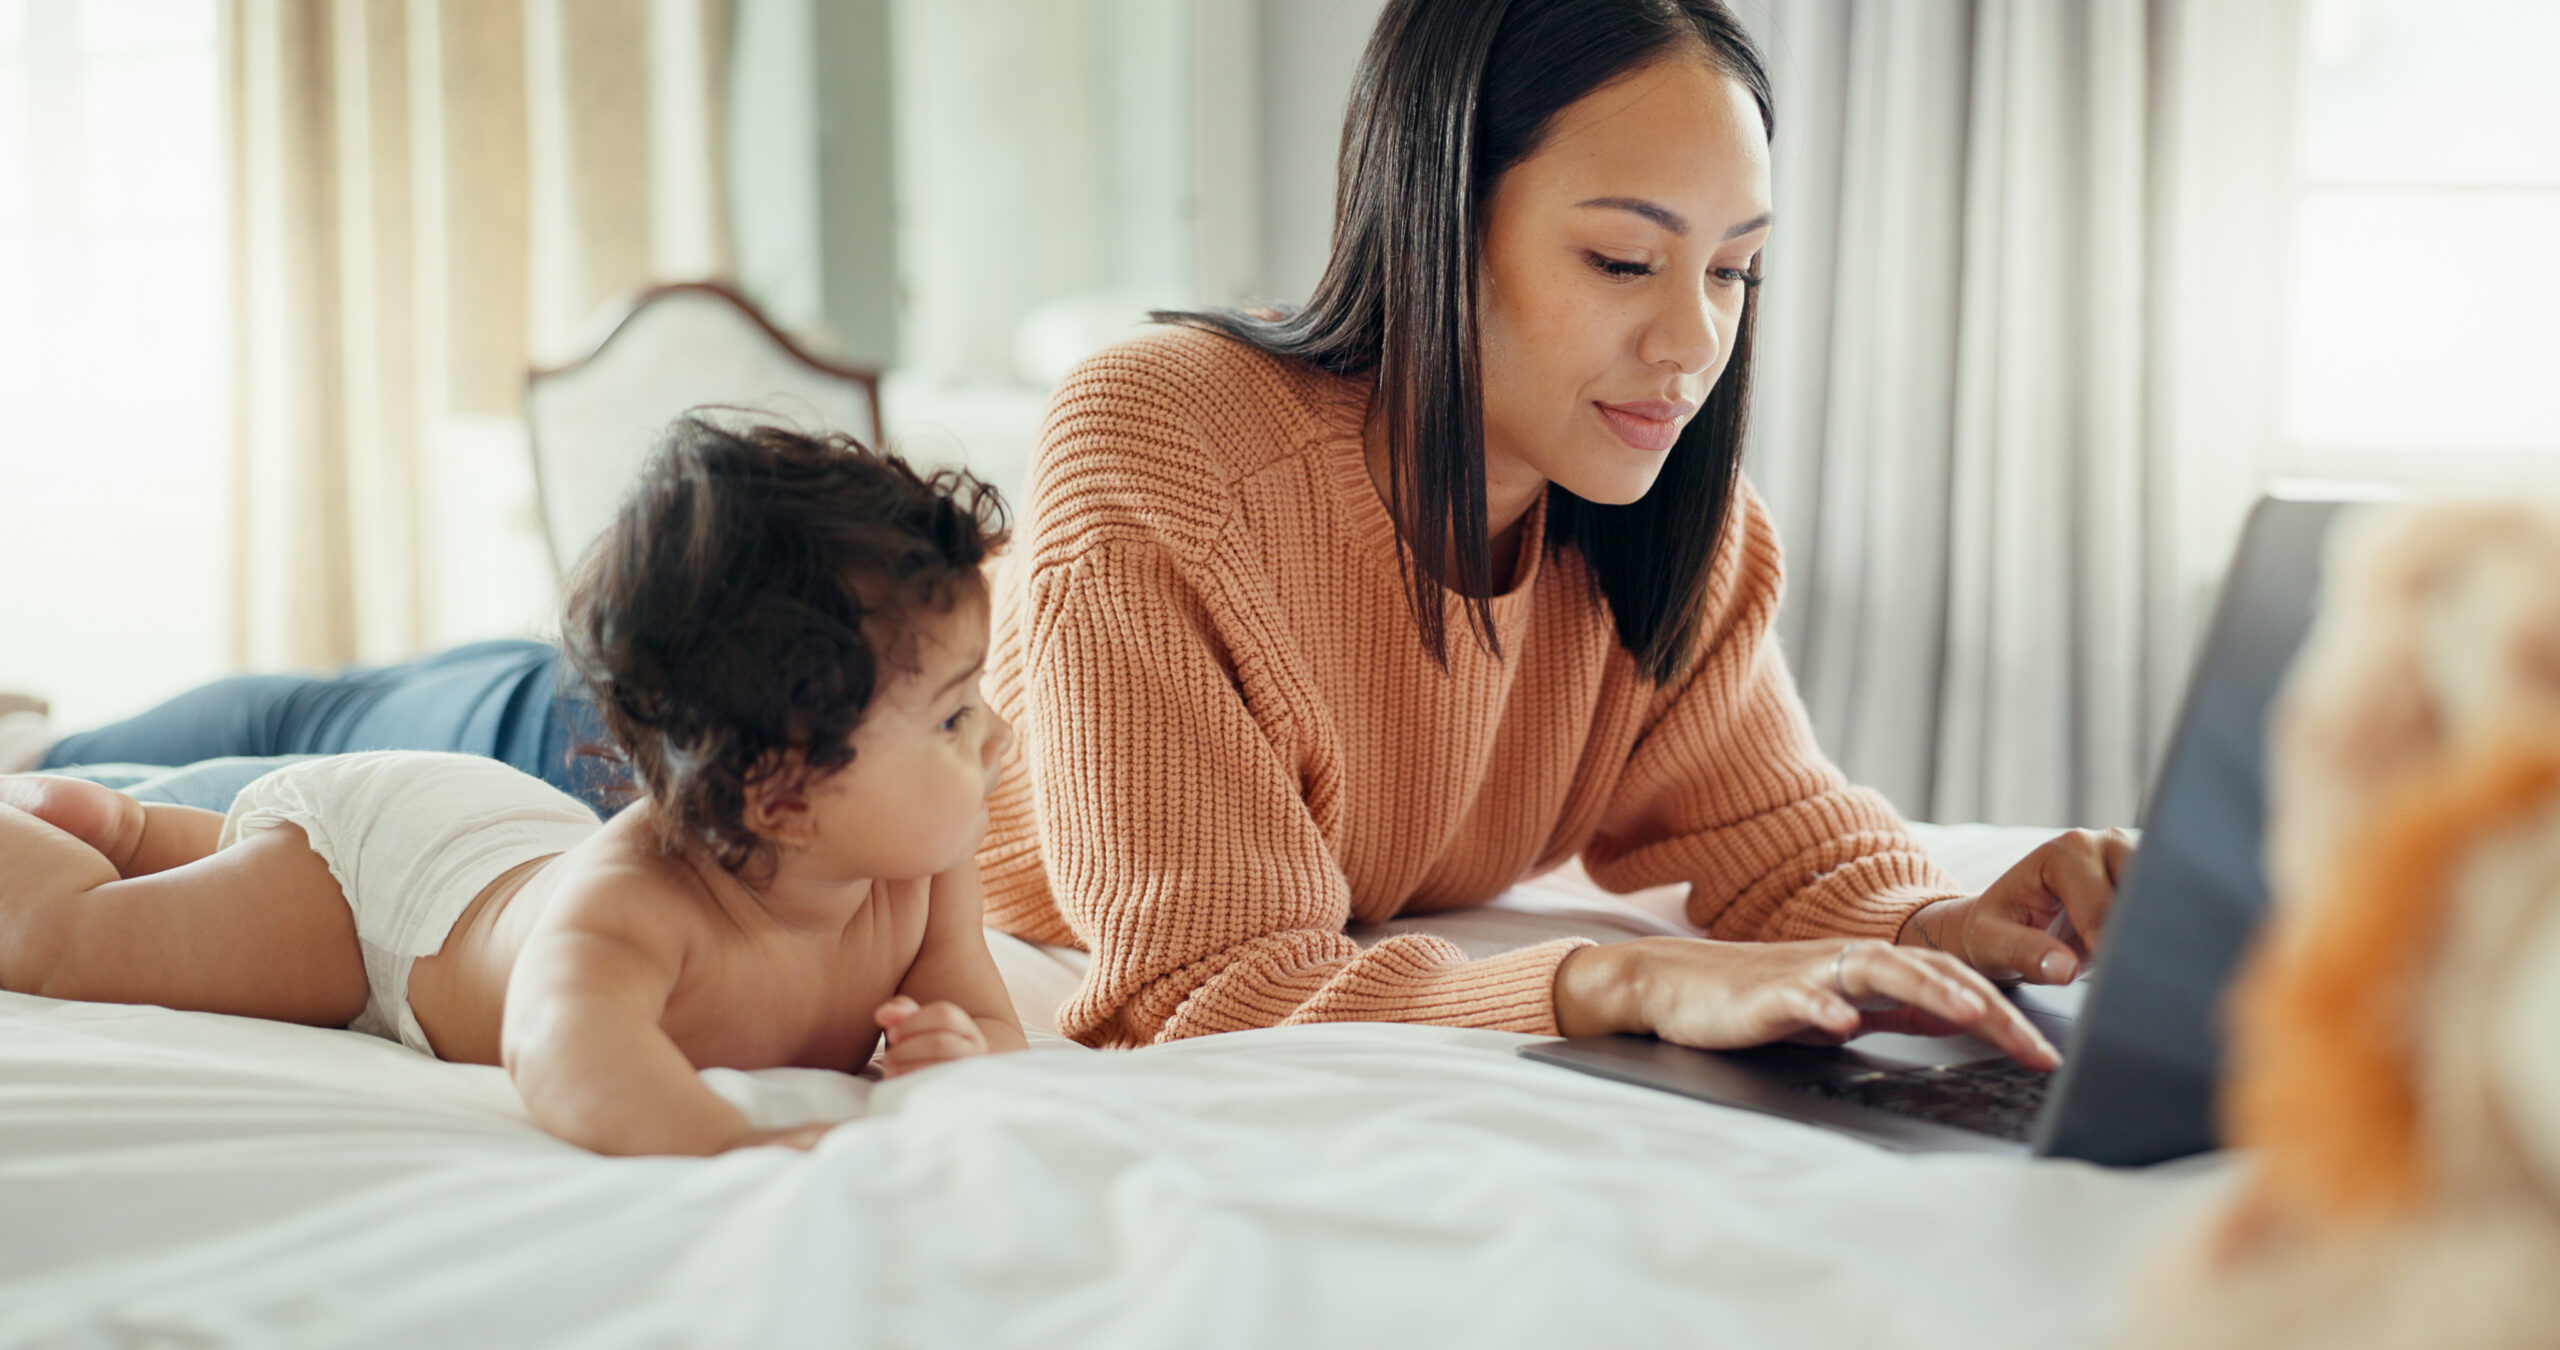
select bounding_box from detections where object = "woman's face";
[1475,52,1773,507]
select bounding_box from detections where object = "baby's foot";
[0,774,139,871]
[0,702,53,775]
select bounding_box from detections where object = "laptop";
[1519,493,2362,1165]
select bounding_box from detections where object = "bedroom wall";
[1255,0,1387,303]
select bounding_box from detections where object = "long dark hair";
[1163,0,1772,683]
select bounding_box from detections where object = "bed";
[0,823,2225,1348]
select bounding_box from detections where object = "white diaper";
[219,751,601,1055]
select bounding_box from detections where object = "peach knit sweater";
[978,326,1961,1048]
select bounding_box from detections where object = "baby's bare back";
[407,808,931,1072]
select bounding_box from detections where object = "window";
[2281,0,2560,477]
[0,0,227,729]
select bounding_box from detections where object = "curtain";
[1733,0,2297,828]
[224,0,734,670]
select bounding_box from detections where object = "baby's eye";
[1587,252,1655,280]
[940,706,973,733]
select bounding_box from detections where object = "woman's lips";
[1595,400,1691,453]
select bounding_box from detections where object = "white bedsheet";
[0,822,2224,1348]
[0,1002,2222,1348]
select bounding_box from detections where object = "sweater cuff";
[1836,886,1956,945]
[1283,936,1591,1037]
[1734,850,1965,944]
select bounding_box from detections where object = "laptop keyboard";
[1785,1059,2051,1142]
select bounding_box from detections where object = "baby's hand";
[874,996,991,1077]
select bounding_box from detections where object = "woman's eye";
[1710,266,1762,290]
[1587,252,1655,280]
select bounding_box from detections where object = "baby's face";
[797,584,1011,881]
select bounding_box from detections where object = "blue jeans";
[39,640,623,815]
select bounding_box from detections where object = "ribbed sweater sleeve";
[1578,484,1963,938]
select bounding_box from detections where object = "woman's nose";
[1642,286,1723,375]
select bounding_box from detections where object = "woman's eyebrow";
[1577,197,1689,234]
[1573,199,1774,241]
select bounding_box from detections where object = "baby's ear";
[740,756,818,850]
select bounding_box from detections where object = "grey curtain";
[1732,0,2296,828]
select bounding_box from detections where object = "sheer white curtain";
[225,0,734,671]
[0,1,229,731]
[1733,0,2299,828]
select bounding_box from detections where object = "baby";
[0,417,1026,1155]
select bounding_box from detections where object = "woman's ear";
[741,758,818,851]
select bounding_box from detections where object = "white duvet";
[0,826,2228,1349]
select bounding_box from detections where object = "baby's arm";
[502,894,801,1156]
[877,858,1028,1076]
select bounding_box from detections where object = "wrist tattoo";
[1916,903,1950,954]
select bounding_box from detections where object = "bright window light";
[0,0,227,731]
[2283,0,2560,460]
[75,0,211,52]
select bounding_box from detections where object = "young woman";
[28,0,2126,1062]
[972,0,2125,1057]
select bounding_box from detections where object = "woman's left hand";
[1897,829,2135,985]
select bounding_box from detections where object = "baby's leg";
[0,774,222,877]
[0,806,367,1026]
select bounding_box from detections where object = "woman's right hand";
[1552,936,2060,1070]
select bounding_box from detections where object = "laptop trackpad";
[1736,980,2084,1083]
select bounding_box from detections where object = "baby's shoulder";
[535,827,723,956]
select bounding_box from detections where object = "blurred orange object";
[2124,501,2560,1349]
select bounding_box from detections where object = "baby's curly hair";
[560,414,1008,875]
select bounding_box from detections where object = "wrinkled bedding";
[0,823,2222,1348]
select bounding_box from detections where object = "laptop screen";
[2035,497,2351,1166]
